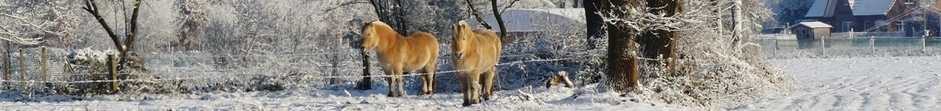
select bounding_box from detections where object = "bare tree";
[81,0,146,71]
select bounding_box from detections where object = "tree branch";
[83,0,123,52]
[0,13,66,36]
[500,0,521,13]
[465,0,492,29]
[125,0,142,52]
[323,1,369,13]
[490,0,508,39]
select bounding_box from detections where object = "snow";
[798,21,834,28]
[852,0,895,16]
[0,84,687,110]
[733,56,941,110]
[805,0,837,17]
[2,55,938,110]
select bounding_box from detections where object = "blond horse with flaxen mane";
[450,20,503,106]
[360,21,439,97]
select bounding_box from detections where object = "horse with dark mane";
[360,20,439,97]
[450,20,503,106]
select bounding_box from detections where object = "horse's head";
[451,20,474,60]
[360,21,383,51]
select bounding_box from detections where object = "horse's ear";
[361,22,370,33]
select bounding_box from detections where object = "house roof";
[806,0,838,17]
[464,8,585,32]
[852,0,896,16]
[795,22,833,28]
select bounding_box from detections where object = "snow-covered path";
[734,56,941,110]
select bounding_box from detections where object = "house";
[805,0,941,37]
[791,21,833,40]
[463,8,585,44]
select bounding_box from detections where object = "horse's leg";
[467,70,482,105]
[422,64,437,95]
[394,68,407,97]
[456,71,472,106]
[383,68,395,97]
[480,66,496,101]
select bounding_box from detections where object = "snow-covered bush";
[575,0,796,109]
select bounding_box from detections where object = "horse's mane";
[362,20,399,36]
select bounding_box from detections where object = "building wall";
[813,28,832,39]
[855,15,889,32]
[832,0,857,32]
[793,26,832,40]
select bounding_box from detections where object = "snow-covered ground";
[2,56,939,110]
[734,56,941,110]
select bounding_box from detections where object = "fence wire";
[0,54,592,85]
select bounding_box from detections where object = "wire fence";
[759,37,941,58]
[0,46,598,93]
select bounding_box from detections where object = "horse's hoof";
[462,101,472,107]
[422,91,434,95]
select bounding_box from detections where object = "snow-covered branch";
[600,0,720,34]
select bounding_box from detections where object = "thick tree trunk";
[639,0,681,76]
[599,0,640,92]
[584,0,603,49]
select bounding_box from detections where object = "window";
[843,21,854,32]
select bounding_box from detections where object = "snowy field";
[733,56,941,110]
[0,56,937,110]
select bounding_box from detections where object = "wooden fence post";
[2,45,8,89]
[41,47,47,83]
[870,36,875,55]
[821,36,826,56]
[357,49,371,90]
[19,49,25,90]
[108,54,118,93]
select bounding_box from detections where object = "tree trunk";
[714,0,725,34]
[732,0,743,51]
[638,0,681,76]
[599,0,640,92]
[584,0,603,49]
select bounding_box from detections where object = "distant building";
[805,0,941,37]
[464,8,585,44]
[791,21,834,40]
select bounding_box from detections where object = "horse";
[360,20,439,97]
[450,20,503,106]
